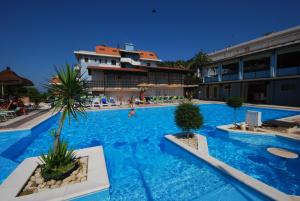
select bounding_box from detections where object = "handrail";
[87,78,187,88]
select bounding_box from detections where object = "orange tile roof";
[139,51,158,60]
[95,45,121,56]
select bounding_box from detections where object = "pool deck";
[0,109,57,133]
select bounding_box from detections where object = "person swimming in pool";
[128,105,136,118]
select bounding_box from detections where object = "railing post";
[270,50,277,78]
[218,64,222,82]
[238,59,244,80]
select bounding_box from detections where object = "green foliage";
[158,60,187,69]
[187,51,211,71]
[45,64,87,123]
[40,141,77,181]
[26,87,42,105]
[226,96,243,109]
[226,96,243,125]
[175,103,203,132]
[41,64,87,179]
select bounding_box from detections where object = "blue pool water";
[0,104,300,200]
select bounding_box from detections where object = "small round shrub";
[226,97,243,109]
[175,103,203,133]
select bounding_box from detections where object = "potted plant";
[226,96,243,126]
[175,103,203,144]
[41,64,87,181]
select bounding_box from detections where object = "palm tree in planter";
[41,64,87,181]
[175,103,203,144]
[226,96,243,126]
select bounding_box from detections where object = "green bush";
[40,141,78,181]
[175,103,203,134]
[226,96,243,125]
[226,96,243,108]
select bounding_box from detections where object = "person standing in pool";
[128,107,136,118]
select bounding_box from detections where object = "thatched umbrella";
[0,67,34,97]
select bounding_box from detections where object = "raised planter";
[171,133,209,155]
[0,146,110,201]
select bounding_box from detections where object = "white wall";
[78,55,121,80]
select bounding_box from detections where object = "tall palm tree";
[45,64,87,153]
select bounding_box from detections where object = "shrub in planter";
[40,141,78,181]
[175,103,203,139]
[226,96,243,125]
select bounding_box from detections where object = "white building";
[74,43,197,101]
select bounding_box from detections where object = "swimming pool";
[0,104,299,200]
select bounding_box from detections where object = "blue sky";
[0,0,300,91]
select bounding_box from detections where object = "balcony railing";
[87,78,188,88]
[243,70,270,80]
[277,66,300,77]
[204,76,218,83]
[120,57,141,66]
[222,73,239,81]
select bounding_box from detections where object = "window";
[105,59,107,64]
[99,59,102,63]
[147,63,151,66]
[111,60,116,65]
[94,59,97,62]
[84,57,89,63]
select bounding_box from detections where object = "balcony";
[120,57,141,66]
[204,76,218,83]
[222,73,239,81]
[243,70,270,80]
[277,66,300,77]
[87,78,187,89]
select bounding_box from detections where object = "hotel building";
[74,43,197,101]
[200,25,300,107]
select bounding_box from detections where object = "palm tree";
[188,51,211,77]
[45,64,87,153]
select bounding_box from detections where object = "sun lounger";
[109,97,117,106]
[158,96,164,103]
[92,98,100,107]
[0,113,7,122]
[101,97,109,106]
[0,109,16,118]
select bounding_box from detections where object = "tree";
[26,87,42,106]
[45,64,87,153]
[188,51,211,77]
[40,64,88,181]
[157,60,188,69]
[226,96,243,125]
[175,103,203,139]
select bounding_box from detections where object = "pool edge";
[165,134,299,201]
